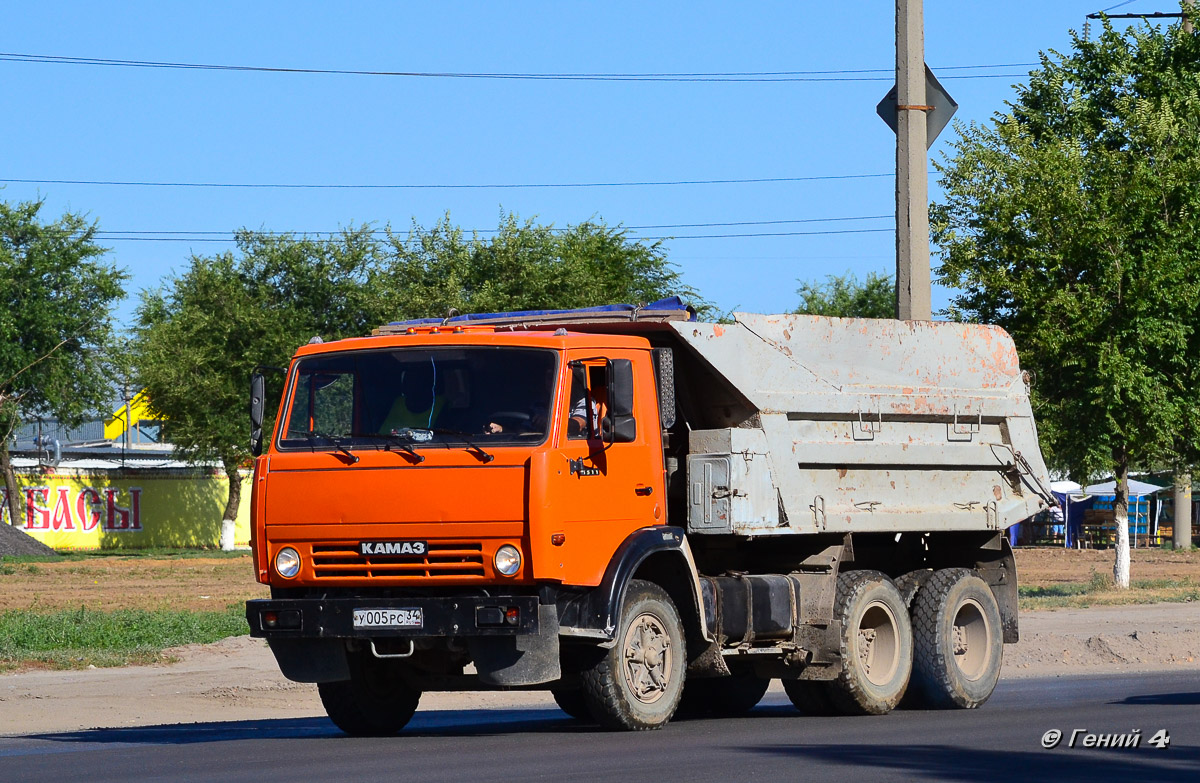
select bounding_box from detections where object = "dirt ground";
[2,547,1196,612]
[1,547,1198,735]
[0,554,268,612]
[1013,545,1200,586]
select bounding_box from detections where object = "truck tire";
[825,570,913,715]
[894,568,933,609]
[550,687,593,721]
[909,568,1003,709]
[317,656,421,736]
[782,680,838,715]
[680,674,771,716]
[580,579,686,731]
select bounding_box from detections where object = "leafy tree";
[376,213,712,319]
[932,11,1200,586]
[130,228,387,526]
[0,198,126,529]
[132,214,703,526]
[794,271,895,318]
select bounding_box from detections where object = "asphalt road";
[1,671,1197,783]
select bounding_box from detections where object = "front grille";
[310,542,486,580]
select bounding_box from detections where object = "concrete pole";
[1173,474,1192,549]
[896,0,931,320]
[1175,3,1194,551]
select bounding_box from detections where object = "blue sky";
[0,1,1175,325]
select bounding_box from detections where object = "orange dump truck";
[246,299,1053,733]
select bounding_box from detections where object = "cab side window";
[566,364,590,440]
[565,362,612,440]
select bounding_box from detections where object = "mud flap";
[268,638,350,683]
[468,605,562,686]
[976,536,1019,643]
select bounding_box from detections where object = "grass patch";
[0,554,74,564]
[78,547,249,559]
[0,562,51,576]
[1020,571,1200,610]
[0,604,248,672]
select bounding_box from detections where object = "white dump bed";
[674,314,1054,536]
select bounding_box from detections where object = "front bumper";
[246,595,540,639]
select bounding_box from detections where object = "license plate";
[352,608,423,629]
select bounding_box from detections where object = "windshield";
[279,347,557,450]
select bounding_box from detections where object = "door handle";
[635,485,653,496]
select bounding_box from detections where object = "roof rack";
[372,296,696,336]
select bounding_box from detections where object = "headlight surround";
[493,544,522,577]
[275,547,301,579]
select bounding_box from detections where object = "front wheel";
[580,579,686,730]
[550,686,593,721]
[909,568,1003,709]
[317,655,421,736]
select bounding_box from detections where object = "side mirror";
[600,414,637,443]
[608,359,634,417]
[250,372,265,457]
[604,359,637,443]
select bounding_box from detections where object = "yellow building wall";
[1,469,253,550]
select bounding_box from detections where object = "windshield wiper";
[353,433,426,463]
[304,430,360,464]
[429,428,495,463]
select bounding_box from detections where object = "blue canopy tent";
[1083,478,1166,548]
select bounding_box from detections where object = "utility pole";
[895,0,931,320]
[1176,0,1195,550]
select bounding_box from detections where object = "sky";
[0,1,1180,326]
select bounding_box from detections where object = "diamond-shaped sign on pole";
[876,64,958,148]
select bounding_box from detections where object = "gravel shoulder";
[3,601,1198,736]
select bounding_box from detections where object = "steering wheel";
[488,411,533,425]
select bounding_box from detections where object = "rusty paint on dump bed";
[675,314,1053,537]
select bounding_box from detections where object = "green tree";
[132,214,703,528]
[794,271,895,318]
[130,228,387,527]
[932,11,1200,586]
[377,212,712,319]
[0,199,126,528]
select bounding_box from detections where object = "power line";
[91,227,894,243]
[0,173,896,190]
[90,214,893,237]
[0,52,1035,82]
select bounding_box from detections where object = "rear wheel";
[680,674,770,716]
[580,580,685,731]
[317,654,421,736]
[825,570,913,715]
[909,568,1003,709]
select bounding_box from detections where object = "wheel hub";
[952,598,990,681]
[856,600,901,686]
[622,612,673,704]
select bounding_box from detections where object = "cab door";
[529,350,665,586]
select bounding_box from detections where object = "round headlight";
[494,544,522,577]
[275,547,301,579]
